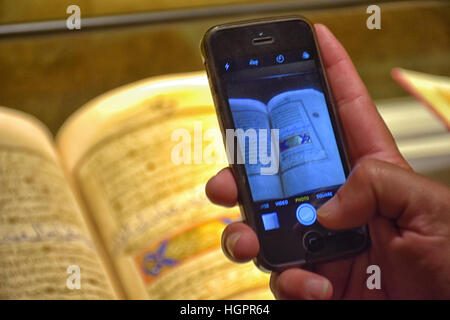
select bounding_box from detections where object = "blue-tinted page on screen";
[268,89,345,197]
[229,88,346,202]
[229,98,284,201]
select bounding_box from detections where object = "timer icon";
[276,54,285,64]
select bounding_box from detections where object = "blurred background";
[0,0,449,181]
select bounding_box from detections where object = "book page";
[56,72,272,299]
[267,89,346,197]
[229,98,283,201]
[0,107,116,299]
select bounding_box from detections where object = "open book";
[0,72,272,299]
[229,89,346,202]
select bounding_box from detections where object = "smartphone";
[201,16,369,272]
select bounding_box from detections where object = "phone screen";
[220,49,347,231]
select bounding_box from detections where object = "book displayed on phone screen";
[229,88,345,201]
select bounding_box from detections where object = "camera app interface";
[221,50,346,232]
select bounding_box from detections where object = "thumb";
[317,158,450,230]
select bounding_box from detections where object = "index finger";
[314,24,409,169]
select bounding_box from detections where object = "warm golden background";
[0,0,448,132]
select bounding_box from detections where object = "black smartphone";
[201,16,369,272]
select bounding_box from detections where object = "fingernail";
[317,207,331,218]
[225,232,240,259]
[304,278,330,300]
[317,197,337,218]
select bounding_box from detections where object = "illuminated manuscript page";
[57,73,272,299]
[0,108,116,299]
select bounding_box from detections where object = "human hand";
[205,24,450,299]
